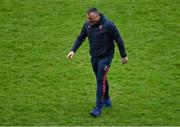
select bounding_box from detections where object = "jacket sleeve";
[108,22,127,58]
[71,23,87,53]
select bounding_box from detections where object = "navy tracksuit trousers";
[91,55,113,108]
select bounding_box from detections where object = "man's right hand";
[121,56,128,64]
[67,51,75,59]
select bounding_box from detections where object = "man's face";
[86,12,100,25]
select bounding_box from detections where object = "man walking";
[67,8,128,117]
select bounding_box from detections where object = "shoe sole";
[89,112,100,117]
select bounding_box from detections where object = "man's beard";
[89,21,96,25]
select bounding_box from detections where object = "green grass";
[0,0,180,125]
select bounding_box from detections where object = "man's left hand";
[121,56,128,64]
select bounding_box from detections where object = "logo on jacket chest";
[87,25,105,36]
[99,25,103,30]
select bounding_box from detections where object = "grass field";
[0,0,180,126]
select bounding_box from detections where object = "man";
[67,8,128,117]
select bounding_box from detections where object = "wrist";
[121,56,127,58]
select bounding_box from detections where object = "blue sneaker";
[90,107,101,117]
[103,99,112,107]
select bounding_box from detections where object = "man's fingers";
[121,57,128,64]
[67,51,74,59]
[123,60,128,64]
[66,53,71,58]
[70,54,73,59]
[67,53,72,59]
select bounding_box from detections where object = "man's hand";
[121,56,128,64]
[67,51,75,59]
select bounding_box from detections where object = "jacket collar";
[95,13,106,26]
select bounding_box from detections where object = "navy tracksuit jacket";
[71,13,127,108]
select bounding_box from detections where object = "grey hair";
[86,7,99,15]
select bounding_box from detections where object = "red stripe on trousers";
[102,66,109,101]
